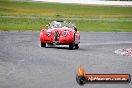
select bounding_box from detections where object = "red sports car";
[40,21,80,50]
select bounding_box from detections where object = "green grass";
[0,0,132,31]
[75,20,132,32]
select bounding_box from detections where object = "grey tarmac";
[0,32,132,88]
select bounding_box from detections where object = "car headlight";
[46,31,51,36]
[62,31,67,37]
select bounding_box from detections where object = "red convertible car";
[40,21,80,50]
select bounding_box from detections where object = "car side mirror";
[46,25,48,27]
[74,27,77,32]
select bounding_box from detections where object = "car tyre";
[69,42,74,50]
[75,44,79,49]
[41,42,46,47]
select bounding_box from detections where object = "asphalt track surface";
[0,32,132,88]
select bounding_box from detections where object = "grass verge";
[0,0,132,32]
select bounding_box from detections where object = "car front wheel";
[41,42,46,47]
[75,44,79,49]
[69,42,74,50]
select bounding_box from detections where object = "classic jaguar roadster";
[40,21,80,50]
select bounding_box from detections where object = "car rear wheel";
[41,42,46,47]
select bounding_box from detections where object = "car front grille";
[54,31,59,41]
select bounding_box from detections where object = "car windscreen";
[50,21,73,28]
